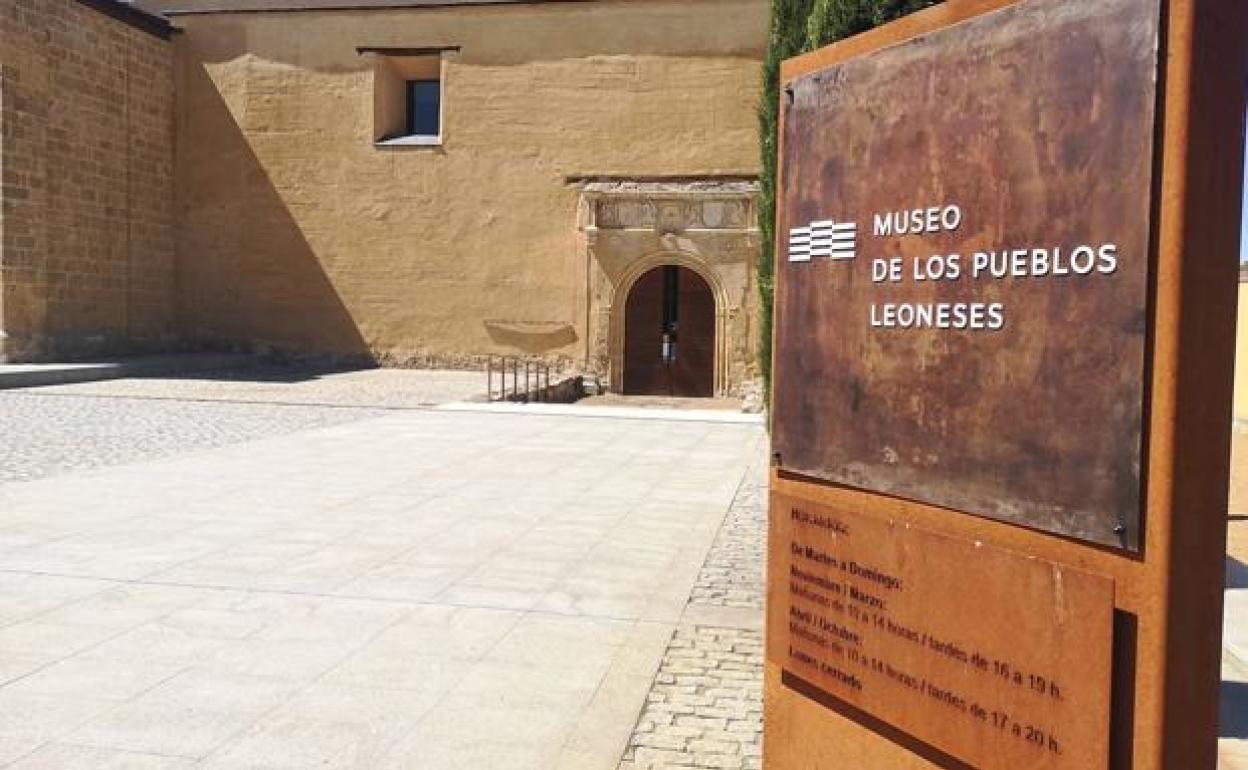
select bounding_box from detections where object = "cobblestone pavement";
[618,455,767,770]
[23,365,487,408]
[619,627,764,770]
[0,392,388,483]
[0,367,496,483]
[688,463,766,610]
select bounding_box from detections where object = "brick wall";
[0,0,175,362]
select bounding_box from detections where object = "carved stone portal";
[577,180,761,397]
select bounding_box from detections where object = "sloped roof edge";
[77,0,177,38]
[153,0,597,15]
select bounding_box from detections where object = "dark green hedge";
[757,0,937,407]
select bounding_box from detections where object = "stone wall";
[0,0,176,362]
[171,1,767,376]
[580,181,761,397]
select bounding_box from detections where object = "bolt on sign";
[767,0,1248,769]
[772,0,1159,551]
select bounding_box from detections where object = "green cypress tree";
[756,0,935,412]
[757,0,814,411]
[805,0,877,46]
[807,0,935,47]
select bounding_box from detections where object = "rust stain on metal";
[772,0,1161,549]
[769,491,1115,769]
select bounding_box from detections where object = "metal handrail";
[485,355,553,403]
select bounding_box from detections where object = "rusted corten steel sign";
[767,0,1247,767]
[771,0,1159,550]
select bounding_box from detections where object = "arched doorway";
[623,265,715,397]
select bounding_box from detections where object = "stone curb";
[0,354,258,391]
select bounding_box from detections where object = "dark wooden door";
[623,266,715,397]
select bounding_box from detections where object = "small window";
[406,79,441,138]
[366,50,450,147]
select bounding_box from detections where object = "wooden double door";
[623,265,715,397]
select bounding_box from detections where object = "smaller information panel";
[771,492,1113,770]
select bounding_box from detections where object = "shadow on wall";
[1230,556,1248,589]
[483,321,578,354]
[176,59,370,359]
[1223,680,1248,739]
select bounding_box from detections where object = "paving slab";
[0,406,765,769]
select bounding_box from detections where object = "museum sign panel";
[766,0,1248,768]
[771,0,1160,550]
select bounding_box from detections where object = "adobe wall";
[0,0,176,362]
[170,0,767,379]
[1236,278,1248,423]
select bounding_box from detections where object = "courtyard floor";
[1,368,1245,769]
[0,371,765,770]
